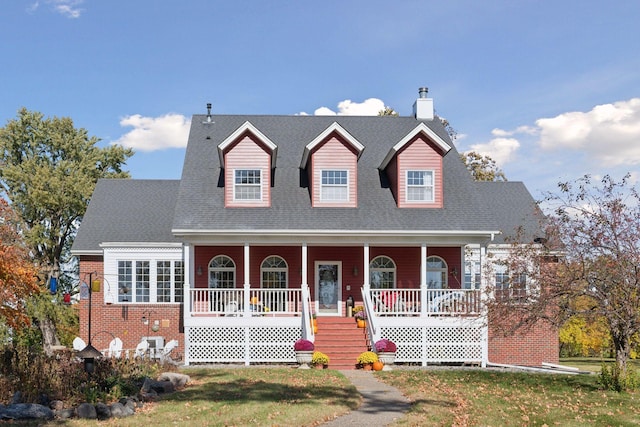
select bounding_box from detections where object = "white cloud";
[47,0,83,18]
[112,114,191,152]
[468,137,521,166]
[310,98,386,116]
[26,2,39,13]
[536,98,640,166]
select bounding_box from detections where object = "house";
[71,88,558,368]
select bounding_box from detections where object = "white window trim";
[233,168,263,202]
[369,256,397,289]
[260,255,289,288]
[320,169,349,202]
[406,170,435,203]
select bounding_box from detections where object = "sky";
[2,0,640,201]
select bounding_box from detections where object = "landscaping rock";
[10,391,23,404]
[158,372,191,389]
[0,403,54,421]
[142,377,175,394]
[95,402,112,420]
[50,400,64,411]
[110,402,130,418]
[55,407,75,420]
[76,402,97,419]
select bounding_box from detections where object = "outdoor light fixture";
[77,344,102,375]
[450,267,458,278]
[197,265,203,276]
[352,266,358,276]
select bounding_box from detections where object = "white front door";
[315,261,341,316]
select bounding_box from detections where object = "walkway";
[322,370,411,426]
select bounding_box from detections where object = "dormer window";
[321,170,348,201]
[406,170,434,202]
[234,169,262,201]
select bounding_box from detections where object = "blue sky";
[2,0,639,200]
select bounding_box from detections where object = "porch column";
[301,243,308,287]
[243,243,251,318]
[362,244,370,291]
[183,243,192,366]
[420,243,427,317]
[479,245,489,367]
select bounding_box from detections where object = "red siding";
[310,134,358,208]
[395,135,444,208]
[224,134,271,208]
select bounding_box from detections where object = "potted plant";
[294,339,314,369]
[354,309,367,328]
[356,351,378,370]
[374,338,397,370]
[311,351,329,369]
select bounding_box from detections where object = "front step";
[313,317,369,370]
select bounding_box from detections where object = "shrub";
[311,351,329,366]
[374,339,397,353]
[356,351,378,365]
[599,362,639,392]
[294,339,314,351]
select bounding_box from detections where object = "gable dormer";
[218,121,277,208]
[379,123,451,208]
[300,122,364,208]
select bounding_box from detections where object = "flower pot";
[362,363,373,371]
[357,319,366,328]
[376,352,396,370]
[295,351,313,369]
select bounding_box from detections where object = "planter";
[376,352,396,370]
[362,363,373,371]
[295,351,314,369]
[313,364,327,370]
[356,319,366,328]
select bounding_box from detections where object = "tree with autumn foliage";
[0,199,39,332]
[490,174,640,390]
[460,151,507,182]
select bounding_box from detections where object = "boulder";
[0,403,54,421]
[76,402,97,419]
[95,402,112,420]
[158,372,191,389]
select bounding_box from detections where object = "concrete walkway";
[322,370,411,426]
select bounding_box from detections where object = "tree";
[0,108,133,350]
[378,106,398,116]
[0,199,39,331]
[460,151,507,182]
[490,174,640,390]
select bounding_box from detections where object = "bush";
[599,362,639,392]
[294,339,314,351]
[374,339,397,353]
[356,351,378,365]
[311,351,329,366]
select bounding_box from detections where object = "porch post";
[243,243,251,365]
[183,244,192,366]
[363,244,370,291]
[420,243,427,318]
[301,243,308,287]
[480,245,489,367]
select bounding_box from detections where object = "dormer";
[379,122,451,208]
[300,122,364,208]
[218,121,277,208]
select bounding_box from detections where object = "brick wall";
[79,256,184,357]
[488,317,559,366]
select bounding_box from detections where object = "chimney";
[413,87,434,121]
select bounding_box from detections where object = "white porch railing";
[189,288,303,316]
[369,288,481,316]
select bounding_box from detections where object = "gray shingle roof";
[71,179,182,253]
[73,114,542,252]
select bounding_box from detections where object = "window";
[261,256,288,289]
[209,255,235,288]
[321,170,348,201]
[495,265,528,302]
[426,256,447,289]
[464,261,481,290]
[406,170,434,202]
[118,260,184,304]
[234,169,261,200]
[369,256,396,289]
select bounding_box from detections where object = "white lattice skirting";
[186,326,301,364]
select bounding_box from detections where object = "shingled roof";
[73,114,541,253]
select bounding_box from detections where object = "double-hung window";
[494,264,528,302]
[406,170,434,202]
[321,170,348,201]
[234,169,261,201]
[117,260,184,303]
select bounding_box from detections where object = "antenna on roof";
[204,103,213,124]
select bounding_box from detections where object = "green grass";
[48,367,360,427]
[379,368,640,426]
[560,357,640,374]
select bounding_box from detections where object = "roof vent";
[204,103,213,124]
[413,87,434,121]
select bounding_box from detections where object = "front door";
[315,261,341,316]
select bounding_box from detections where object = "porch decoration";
[374,339,397,370]
[356,351,378,370]
[311,351,329,369]
[354,310,367,328]
[294,339,314,369]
